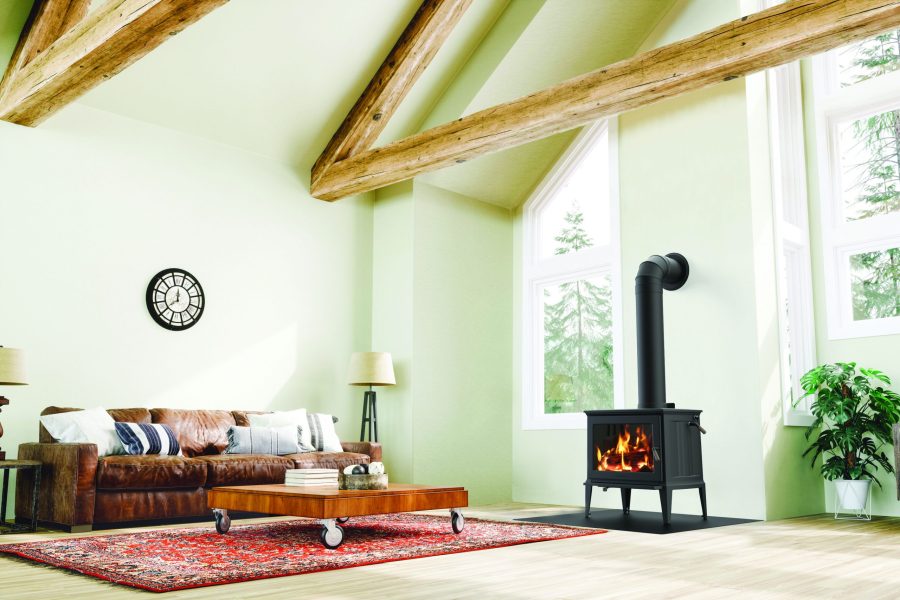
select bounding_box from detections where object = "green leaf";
[798,361,900,482]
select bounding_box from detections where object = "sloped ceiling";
[74,0,510,175]
[415,0,677,208]
[0,0,675,208]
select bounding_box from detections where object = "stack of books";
[284,468,339,487]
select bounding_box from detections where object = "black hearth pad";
[516,509,757,534]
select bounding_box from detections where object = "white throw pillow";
[307,413,343,452]
[40,407,124,456]
[248,409,314,452]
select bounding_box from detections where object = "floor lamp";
[0,347,28,461]
[347,352,395,443]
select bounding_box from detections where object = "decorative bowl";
[339,473,388,490]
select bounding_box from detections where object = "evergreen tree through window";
[522,121,621,428]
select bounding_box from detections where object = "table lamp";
[347,352,395,443]
[0,347,28,461]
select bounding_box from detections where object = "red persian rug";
[0,513,604,592]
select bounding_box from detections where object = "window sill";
[784,411,816,427]
[521,412,588,430]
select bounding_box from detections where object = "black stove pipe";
[635,253,689,410]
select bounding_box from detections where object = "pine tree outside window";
[813,28,900,339]
[522,120,623,430]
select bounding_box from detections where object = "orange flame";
[596,425,653,472]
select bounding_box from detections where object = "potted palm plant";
[798,362,900,514]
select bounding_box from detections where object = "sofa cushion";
[231,410,267,427]
[95,488,208,523]
[96,455,207,490]
[285,452,370,471]
[39,407,152,443]
[108,408,154,425]
[193,454,293,486]
[150,409,235,457]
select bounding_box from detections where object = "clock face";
[145,268,205,331]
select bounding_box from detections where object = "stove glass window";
[593,423,654,472]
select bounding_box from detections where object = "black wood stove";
[584,253,707,525]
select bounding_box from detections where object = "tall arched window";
[813,27,900,339]
[522,120,622,430]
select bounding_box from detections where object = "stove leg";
[659,488,672,526]
[584,482,593,518]
[620,488,632,515]
[699,485,708,520]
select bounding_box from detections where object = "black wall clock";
[146,268,205,331]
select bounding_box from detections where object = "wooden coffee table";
[207,483,468,549]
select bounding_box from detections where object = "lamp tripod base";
[0,395,8,461]
[359,390,378,443]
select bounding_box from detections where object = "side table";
[0,460,41,533]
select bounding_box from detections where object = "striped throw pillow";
[225,425,300,456]
[115,422,182,456]
[307,413,343,452]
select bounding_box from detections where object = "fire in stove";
[596,425,653,472]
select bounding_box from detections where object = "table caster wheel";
[451,509,465,534]
[213,509,231,534]
[336,517,349,524]
[320,521,344,549]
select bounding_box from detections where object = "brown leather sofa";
[15,407,382,531]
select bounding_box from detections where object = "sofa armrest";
[16,442,98,530]
[340,441,382,462]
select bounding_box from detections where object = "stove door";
[662,411,704,484]
[587,414,663,484]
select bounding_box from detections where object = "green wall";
[3,0,878,520]
[0,103,374,509]
[511,0,825,520]
[371,182,417,484]
[800,61,900,517]
[372,182,513,505]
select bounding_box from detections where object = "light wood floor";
[1,504,900,599]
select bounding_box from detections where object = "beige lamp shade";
[0,347,28,385]
[347,352,395,386]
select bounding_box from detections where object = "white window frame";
[767,60,818,426]
[521,119,623,430]
[812,44,900,339]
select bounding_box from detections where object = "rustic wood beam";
[0,0,229,127]
[311,0,900,201]
[311,0,473,191]
[0,0,91,102]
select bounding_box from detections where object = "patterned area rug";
[0,513,604,592]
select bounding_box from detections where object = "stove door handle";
[652,447,661,462]
[689,420,707,434]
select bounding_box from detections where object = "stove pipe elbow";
[635,253,689,410]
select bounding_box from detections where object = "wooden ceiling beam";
[311,0,900,201]
[0,0,229,127]
[311,0,473,191]
[0,0,91,102]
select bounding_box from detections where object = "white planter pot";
[834,479,871,511]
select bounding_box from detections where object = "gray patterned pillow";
[307,413,343,452]
[225,425,300,456]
